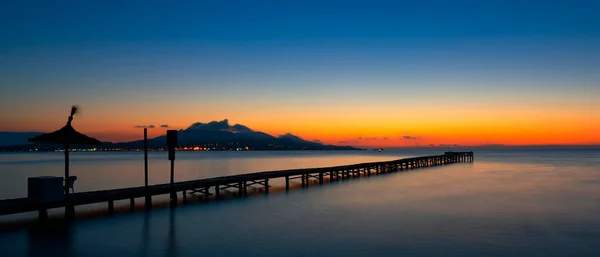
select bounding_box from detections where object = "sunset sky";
[1,1,599,147]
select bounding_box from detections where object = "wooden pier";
[0,152,473,221]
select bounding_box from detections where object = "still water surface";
[0,149,599,256]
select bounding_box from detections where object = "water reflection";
[141,212,150,257]
[1,150,599,256]
[167,208,177,257]
[28,223,72,257]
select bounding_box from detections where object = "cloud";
[357,137,378,140]
[313,139,323,144]
[438,144,461,147]
[357,137,389,140]
[160,124,170,128]
[134,125,155,129]
[402,136,418,140]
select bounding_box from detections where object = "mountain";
[110,119,360,150]
[0,120,361,151]
[0,132,43,147]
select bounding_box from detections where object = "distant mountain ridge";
[110,119,358,150]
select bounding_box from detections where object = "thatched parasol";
[28,106,102,199]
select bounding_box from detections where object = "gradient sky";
[1,0,599,147]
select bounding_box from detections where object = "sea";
[0,149,599,257]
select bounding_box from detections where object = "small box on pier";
[28,176,64,203]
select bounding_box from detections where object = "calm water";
[0,149,599,256]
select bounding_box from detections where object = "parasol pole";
[65,143,69,195]
[65,143,73,220]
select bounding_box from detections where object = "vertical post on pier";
[301,174,306,187]
[108,200,114,215]
[285,176,290,191]
[305,174,310,187]
[167,130,178,207]
[169,159,177,206]
[264,179,269,194]
[64,143,75,221]
[144,128,149,186]
[319,172,324,185]
[238,181,243,197]
[144,129,152,210]
[215,185,220,199]
[204,186,210,201]
[39,208,48,222]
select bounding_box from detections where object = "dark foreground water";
[0,149,599,256]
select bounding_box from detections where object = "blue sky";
[0,0,598,144]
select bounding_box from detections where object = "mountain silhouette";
[109,120,358,150]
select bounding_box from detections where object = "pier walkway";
[0,152,473,221]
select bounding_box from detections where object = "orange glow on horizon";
[1,100,598,147]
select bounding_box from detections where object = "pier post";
[169,160,177,207]
[204,186,210,201]
[243,181,248,197]
[66,204,75,221]
[215,185,220,199]
[319,172,324,185]
[301,174,306,187]
[39,208,48,222]
[145,196,152,210]
[108,200,114,215]
[264,179,269,194]
[130,198,135,211]
[305,174,309,187]
[285,176,289,191]
[238,181,243,197]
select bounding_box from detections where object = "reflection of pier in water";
[0,152,474,222]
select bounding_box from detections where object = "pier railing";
[0,151,473,221]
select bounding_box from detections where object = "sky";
[0,0,599,147]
